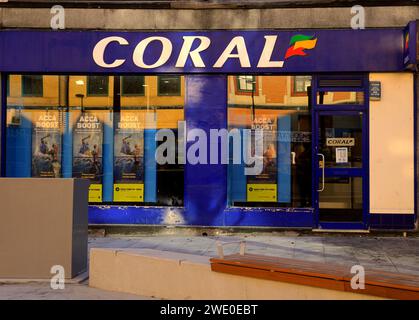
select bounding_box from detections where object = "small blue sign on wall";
[369,81,381,101]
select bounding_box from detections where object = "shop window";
[292,76,311,95]
[6,74,185,207]
[228,75,312,208]
[22,75,43,96]
[158,75,181,96]
[121,76,145,96]
[87,75,108,96]
[237,75,255,92]
[120,75,185,206]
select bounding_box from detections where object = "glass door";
[315,112,367,225]
[312,75,369,229]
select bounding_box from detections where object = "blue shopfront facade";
[0,23,417,230]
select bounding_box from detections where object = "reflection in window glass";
[318,114,363,168]
[158,75,181,96]
[121,75,185,206]
[317,91,364,105]
[319,177,363,222]
[237,75,255,92]
[293,76,311,94]
[22,75,43,96]
[7,75,61,180]
[87,75,109,96]
[121,76,145,96]
[6,74,185,207]
[228,75,312,208]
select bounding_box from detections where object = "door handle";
[291,152,296,165]
[317,153,325,192]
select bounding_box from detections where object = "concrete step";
[89,248,383,299]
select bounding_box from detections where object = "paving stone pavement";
[0,282,155,300]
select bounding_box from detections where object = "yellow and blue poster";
[113,112,144,202]
[31,110,62,178]
[247,116,278,202]
[72,112,103,203]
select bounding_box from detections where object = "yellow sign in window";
[247,184,277,202]
[113,184,144,202]
[89,184,102,203]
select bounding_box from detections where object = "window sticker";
[31,110,62,178]
[72,111,104,203]
[336,147,349,163]
[113,112,144,202]
[326,137,355,147]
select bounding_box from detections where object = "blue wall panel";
[184,75,227,226]
[225,208,314,227]
[89,206,185,225]
[370,214,416,230]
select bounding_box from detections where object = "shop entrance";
[312,76,369,229]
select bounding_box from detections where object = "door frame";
[311,74,370,230]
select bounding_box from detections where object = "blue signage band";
[0,28,411,73]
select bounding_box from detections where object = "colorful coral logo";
[285,34,318,59]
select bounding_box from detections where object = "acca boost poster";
[31,110,62,178]
[247,116,278,202]
[72,112,103,203]
[113,113,144,202]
